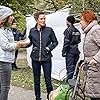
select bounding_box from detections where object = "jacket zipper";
[39,31,42,61]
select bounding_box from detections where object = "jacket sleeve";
[92,30,100,63]
[0,31,16,51]
[18,31,26,40]
[25,30,32,48]
[62,29,70,55]
[48,28,58,51]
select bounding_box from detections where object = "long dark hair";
[0,16,10,27]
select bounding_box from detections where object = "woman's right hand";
[89,59,97,66]
[20,40,30,48]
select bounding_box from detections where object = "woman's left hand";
[89,59,97,66]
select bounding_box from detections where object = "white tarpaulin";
[26,8,84,80]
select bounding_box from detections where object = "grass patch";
[18,48,26,53]
[11,59,33,90]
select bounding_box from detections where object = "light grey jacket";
[83,20,100,98]
[0,27,16,63]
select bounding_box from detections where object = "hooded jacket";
[83,20,100,98]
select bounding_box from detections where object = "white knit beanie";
[0,6,13,20]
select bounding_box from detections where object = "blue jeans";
[0,61,12,100]
[65,53,79,79]
[32,58,53,100]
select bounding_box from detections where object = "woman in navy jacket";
[27,11,58,100]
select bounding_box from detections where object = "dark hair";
[0,16,9,27]
[12,19,16,24]
[67,15,75,24]
[34,11,45,20]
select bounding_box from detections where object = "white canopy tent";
[26,8,84,80]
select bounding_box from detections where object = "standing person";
[80,10,100,100]
[0,6,27,100]
[62,15,81,80]
[11,20,26,70]
[26,11,58,100]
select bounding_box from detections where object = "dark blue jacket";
[12,28,25,41]
[62,25,81,56]
[27,25,58,61]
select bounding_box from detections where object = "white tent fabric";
[26,9,84,80]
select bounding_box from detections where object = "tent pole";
[82,0,85,10]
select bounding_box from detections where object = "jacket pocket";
[31,47,39,58]
[42,48,49,58]
[32,47,37,53]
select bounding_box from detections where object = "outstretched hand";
[19,39,30,48]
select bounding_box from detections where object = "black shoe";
[16,67,21,69]
[12,68,17,71]
[35,98,41,100]
[12,67,21,71]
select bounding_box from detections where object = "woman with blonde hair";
[80,10,100,100]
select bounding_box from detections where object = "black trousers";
[91,98,100,100]
[32,58,53,100]
[12,49,18,69]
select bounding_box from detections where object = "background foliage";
[0,0,100,31]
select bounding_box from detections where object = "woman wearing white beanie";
[0,6,27,100]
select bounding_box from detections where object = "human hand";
[21,39,30,44]
[20,40,29,48]
[89,59,97,66]
[16,41,21,49]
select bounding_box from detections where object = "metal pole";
[82,0,85,10]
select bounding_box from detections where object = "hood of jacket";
[83,20,98,34]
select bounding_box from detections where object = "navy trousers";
[65,53,79,80]
[12,49,18,69]
[32,58,53,100]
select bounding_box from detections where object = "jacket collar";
[84,20,98,34]
[35,24,46,32]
